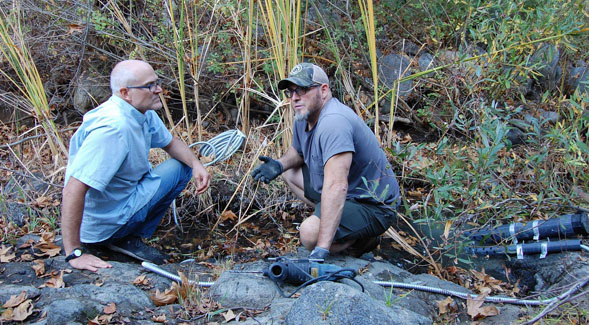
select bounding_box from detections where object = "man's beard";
[294,111,309,121]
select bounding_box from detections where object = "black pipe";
[466,239,582,256]
[463,212,588,245]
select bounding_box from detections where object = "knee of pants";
[168,158,193,184]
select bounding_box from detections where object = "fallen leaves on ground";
[31,259,45,276]
[153,314,167,323]
[223,309,236,322]
[2,291,27,308]
[436,296,457,315]
[20,253,34,261]
[221,210,237,222]
[103,302,116,314]
[88,314,113,325]
[33,232,61,257]
[133,274,151,286]
[1,292,34,322]
[40,270,64,288]
[1,245,16,263]
[467,293,499,320]
[151,286,178,306]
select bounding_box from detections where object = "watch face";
[74,248,83,257]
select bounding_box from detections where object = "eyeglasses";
[127,79,161,92]
[283,84,320,98]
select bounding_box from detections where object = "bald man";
[61,60,210,271]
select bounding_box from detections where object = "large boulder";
[285,281,432,325]
[528,44,561,91]
[378,53,414,98]
[73,72,111,114]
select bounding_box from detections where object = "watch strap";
[65,247,84,262]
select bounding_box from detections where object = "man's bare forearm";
[278,146,304,171]
[315,152,352,250]
[163,137,202,169]
[316,181,347,249]
[61,177,89,255]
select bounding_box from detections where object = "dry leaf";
[67,24,85,35]
[436,296,455,315]
[0,245,16,263]
[18,239,35,249]
[2,291,27,308]
[33,196,52,208]
[223,309,236,322]
[20,253,34,262]
[103,302,116,314]
[443,220,452,240]
[151,288,177,306]
[95,279,104,287]
[42,270,64,288]
[221,210,237,222]
[32,260,45,276]
[39,232,55,243]
[467,293,499,320]
[88,314,113,325]
[133,274,150,286]
[11,300,34,321]
[0,308,14,321]
[34,241,61,257]
[153,314,167,323]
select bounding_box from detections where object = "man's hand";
[251,156,283,184]
[309,246,330,260]
[69,254,112,272]
[192,163,211,194]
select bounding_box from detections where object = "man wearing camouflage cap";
[252,63,400,259]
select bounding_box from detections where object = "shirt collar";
[110,95,146,124]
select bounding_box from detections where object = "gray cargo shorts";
[302,165,397,243]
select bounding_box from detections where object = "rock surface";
[1,246,587,323]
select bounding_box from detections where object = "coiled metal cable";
[172,129,246,230]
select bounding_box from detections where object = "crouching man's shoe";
[107,237,168,264]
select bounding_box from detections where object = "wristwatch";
[65,247,84,262]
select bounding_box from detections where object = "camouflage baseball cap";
[277,63,330,90]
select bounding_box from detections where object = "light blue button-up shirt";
[64,96,173,243]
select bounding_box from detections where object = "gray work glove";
[309,247,330,261]
[251,156,283,184]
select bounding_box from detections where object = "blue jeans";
[105,159,192,242]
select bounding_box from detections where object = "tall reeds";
[357,0,380,140]
[0,5,67,164]
[166,0,193,144]
[256,0,303,151]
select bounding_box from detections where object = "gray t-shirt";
[292,98,400,205]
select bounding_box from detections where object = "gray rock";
[539,109,559,124]
[0,284,41,303]
[378,53,413,97]
[1,202,31,227]
[39,283,154,315]
[210,261,280,309]
[566,66,588,95]
[506,128,526,146]
[400,41,421,56]
[529,44,560,90]
[509,118,532,131]
[73,72,111,114]
[285,281,432,325]
[418,53,435,75]
[437,50,483,77]
[41,298,100,324]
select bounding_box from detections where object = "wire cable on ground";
[142,262,586,306]
[172,129,245,231]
